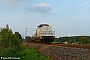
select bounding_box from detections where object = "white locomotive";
[35,24,55,43]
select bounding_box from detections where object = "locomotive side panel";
[36,27,41,37]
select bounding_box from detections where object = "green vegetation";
[68,39,73,44]
[25,36,31,42]
[0,24,22,57]
[81,36,90,44]
[54,36,90,44]
[0,24,52,60]
[13,43,52,60]
[54,38,62,44]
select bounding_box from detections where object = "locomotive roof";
[38,24,49,27]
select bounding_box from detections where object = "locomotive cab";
[36,24,55,43]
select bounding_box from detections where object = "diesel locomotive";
[29,24,55,43]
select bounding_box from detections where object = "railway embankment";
[26,43,90,60]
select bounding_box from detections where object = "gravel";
[26,43,90,60]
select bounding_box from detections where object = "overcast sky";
[0,0,90,38]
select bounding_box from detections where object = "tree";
[68,39,73,44]
[25,36,31,42]
[54,38,62,44]
[0,24,22,56]
[15,32,22,39]
[0,25,13,48]
[82,36,90,44]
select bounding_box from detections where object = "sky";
[0,0,90,38]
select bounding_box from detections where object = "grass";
[13,43,52,60]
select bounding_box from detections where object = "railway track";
[27,41,90,49]
[51,43,90,49]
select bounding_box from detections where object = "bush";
[13,43,52,60]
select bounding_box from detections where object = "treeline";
[54,36,90,44]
